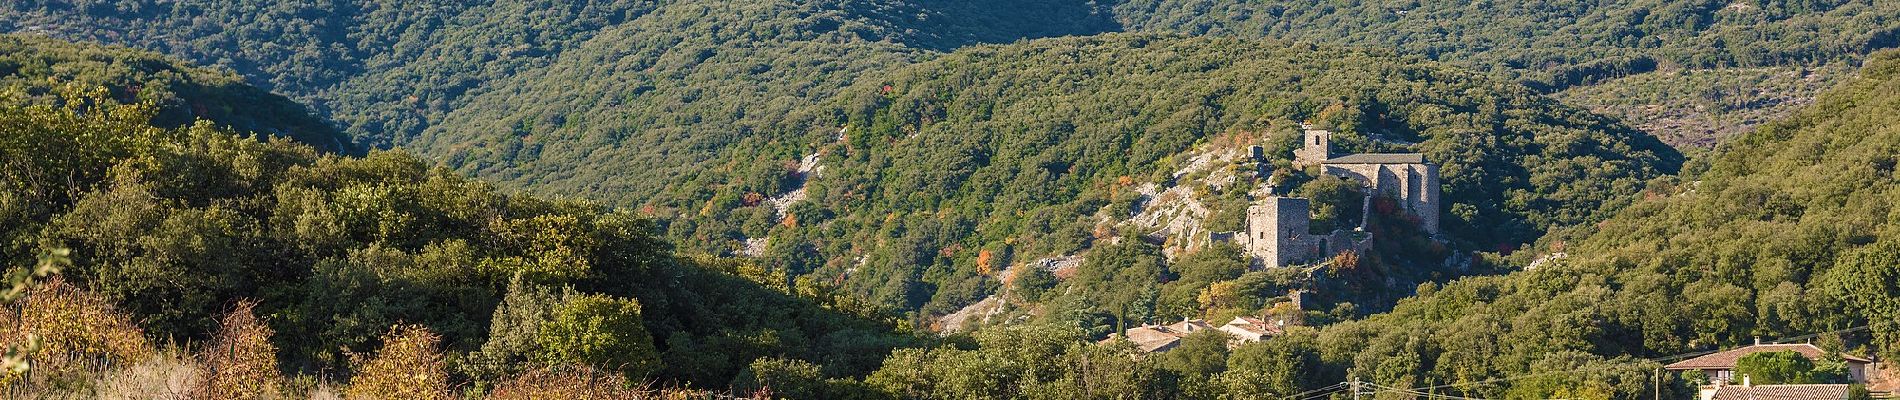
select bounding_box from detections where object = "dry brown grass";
[187,300,289,399]
[0,276,155,394]
[91,350,197,399]
[344,324,453,400]
[484,364,650,400]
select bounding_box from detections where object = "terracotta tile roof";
[1709,384,1851,400]
[1663,344,1871,370]
[1220,317,1282,336]
[1110,320,1217,352]
[1324,153,1426,164]
[1166,319,1215,333]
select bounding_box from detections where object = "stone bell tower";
[1294,124,1331,165]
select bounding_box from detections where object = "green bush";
[536,293,660,380]
[1733,351,1845,384]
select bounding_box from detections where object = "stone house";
[1110,319,1216,353]
[1664,341,1873,400]
[1216,316,1283,343]
[1663,342,1872,385]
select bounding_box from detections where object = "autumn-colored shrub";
[187,301,286,399]
[483,364,644,400]
[344,324,452,400]
[0,276,154,387]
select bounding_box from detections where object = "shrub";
[188,301,286,399]
[461,277,563,384]
[0,276,154,389]
[345,324,453,400]
[536,294,660,380]
[1733,350,1846,384]
[731,357,824,399]
[483,365,644,400]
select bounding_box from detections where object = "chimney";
[1742,374,1752,388]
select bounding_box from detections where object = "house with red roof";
[1663,341,1872,385]
[1707,384,1853,400]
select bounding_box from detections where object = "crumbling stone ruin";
[1233,125,1441,268]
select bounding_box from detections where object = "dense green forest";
[0,0,1113,147]
[1554,63,1853,149]
[656,34,1680,320]
[740,46,1900,400]
[8,2,1900,398]
[0,82,920,396]
[1113,0,1900,90]
[5,2,1896,323]
[2,0,1693,324]
[0,35,352,153]
[10,0,1898,154]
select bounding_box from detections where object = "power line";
[1363,382,1500,400]
[1280,382,1349,400]
[1352,323,1885,396]
[1293,387,1349,400]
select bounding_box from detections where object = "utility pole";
[1654,368,1661,400]
[1351,377,1362,400]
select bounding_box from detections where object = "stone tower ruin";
[1238,125,1442,268]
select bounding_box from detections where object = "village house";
[1664,341,1874,400]
[1707,384,1853,400]
[1215,316,1283,343]
[1111,319,1215,353]
[1110,317,1283,353]
[1663,341,1872,385]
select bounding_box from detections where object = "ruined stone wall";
[1412,164,1441,234]
[1322,163,1440,234]
[1247,197,1319,268]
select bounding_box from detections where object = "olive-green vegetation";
[827,48,1900,400]
[9,2,1900,397]
[2,0,669,147]
[1109,0,1900,151]
[1111,0,1900,90]
[4,0,1884,326]
[1731,351,1849,385]
[0,0,1112,148]
[1555,63,1855,149]
[0,85,919,392]
[688,34,1678,319]
[0,34,351,153]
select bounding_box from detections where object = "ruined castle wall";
[1322,163,1440,234]
[1413,164,1440,234]
[1247,197,1317,268]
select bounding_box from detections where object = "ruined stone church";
[1242,126,1440,268]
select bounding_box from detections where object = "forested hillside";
[1,23,1687,324]
[7,1,1900,397]
[802,47,1900,400]
[1253,48,1900,398]
[651,34,1680,321]
[0,0,1112,147]
[9,0,1892,193]
[1112,0,1899,90]
[1110,0,1900,147]
[0,35,351,153]
[1554,63,1851,149]
[0,85,920,396]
